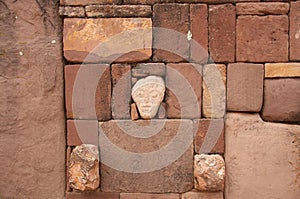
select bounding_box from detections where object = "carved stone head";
[132,76,165,119]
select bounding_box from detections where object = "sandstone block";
[59,6,85,17]
[236,3,289,15]
[265,63,300,78]
[262,78,300,123]
[225,113,300,199]
[69,144,99,191]
[166,63,202,119]
[60,0,121,5]
[290,1,300,61]
[66,192,119,199]
[181,191,223,199]
[209,4,235,63]
[67,120,98,146]
[63,18,152,63]
[85,5,152,17]
[120,193,180,199]
[178,0,235,3]
[124,0,174,4]
[132,63,166,77]
[194,154,225,191]
[112,64,131,119]
[202,64,226,118]
[237,15,288,62]
[153,4,189,62]
[227,63,264,112]
[131,103,140,120]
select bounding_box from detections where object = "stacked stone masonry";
[61,1,300,199]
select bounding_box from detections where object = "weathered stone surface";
[225,113,300,199]
[66,147,72,192]
[202,64,226,118]
[178,0,234,2]
[166,63,202,119]
[190,4,208,63]
[290,1,300,61]
[265,63,300,78]
[69,144,99,191]
[0,1,65,198]
[227,63,264,112]
[112,64,131,119]
[209,4,235,62]
[66,192,119,199]
[131,103,140,120]
[132,76,165,119]
[182,191,223,199]
[194,154,225,191]
[120,193,180,199]
[59,6,85,17]
[158,103,166,119]
[153,4,189,62]
[124,0,174,4]
[60,0,121,5]
[194,119,224,154]
[67,120,98,146]
[65,64,111,120]
[86,5,152,17]
[236,3,289,15]
[132,63,166,77]
[63,18,152,63]
[237,15,288,62]
[262,78,300,123]
[99,120,194,193]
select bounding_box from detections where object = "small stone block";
[60,0,122,6]
[120,193,180,199]
[86,5,152,17]
[66,192,120,199]
[59,6,85,17]
[265,63,300,78]
[158,103,166,119]
[67,120,98,146]
[132,63,166,77]
[182,191,223,199]
[236,3,289,15]
[290,1,300,61]
[131,103,140,120]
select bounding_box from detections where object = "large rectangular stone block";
[290,1,300,61]
[236,2,289,15]
[85,5,152,17]
[265,63,300,78]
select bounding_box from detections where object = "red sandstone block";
[290,1,300,61]
[227,63,264,112]
[153,4,189,62]
[209,4,235,63]
[67,120,98,146]
[123,0,175,4]
[236,15,288,62]
[236,2,289,15]
[166,63,202,119]
[65,64,111,120]
[66,192,119,199]
[120,193,180,199]
[60,0,121,5]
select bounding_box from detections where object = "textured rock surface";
[59,6,85,17]
[85,5,152,17]
[236,3,289,15]
[66,192,120,199]
[60,0,122,5]
[132,76,165,119]
[132,63,166,77]
[120,193,180,199]
[265,63,300,78]
[67,120,98,146]
[194,154,225,191]
[63,18,152,62]
[290,1,300,61]
[181,191,223,199]
[0,1,65,198]
[131,103,140,120]
[69,144,99,191]
[262,78,300,123]
[226,113,300,199]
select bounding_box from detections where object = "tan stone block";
[120,193,180,199]
[85,5,152,17]
[236,3,289,15]
[63,18,152,63]
[131,103,140,120]
[290,1,300,61]
[265,63,300,78]
[59,6,85,17]
[182,191,223,199]
[202,64,226,118]
[132,63,166,77]
[225,113,300,199]
[60,0,121,5]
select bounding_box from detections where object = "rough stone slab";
[153,4,189,62]
[112,64,131,119]
[290,1,300,61]
[166,63,202,119]
[63,18,152,63]
[123,0,175,4]
[262,78,300,123]
[67,120,98,146]
[237,15,288,62]
[202,64,226,118]
[194,119,224,154]
[182,191,223,199]
[65,64,111,120]
[59,6,85,17]
[236,3,289,15]
[225,113,300,199]
[177,0,234,3]
[209,4,236,63]
[60,0,121,5]
[265,63,300,78]
[86,5,152,17]
[99,120,194,193]
[190,4,208,63]
[131,103,140,120]
[66,192,120,199]
[120,193,180,199]
[132,63,166,77]
[227,63,264,112]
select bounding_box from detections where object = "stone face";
[194,154,225,191]
[112,64,131,119]
[202,64,226,118]
[209,4,235,63]
[265,63,300,78]
[153,4,189,62]
[290,1,300,61]
[262,78,300,123]
[236,3,289,15]
[132,76,165,119]
[120,193,180,199]
[59,6,85,17]
[65,64,111,120]
[166,63,202,119]
[181,192,223,199]
[237,15,288,62]
[60,0,122,5]
[69,144,99,191]
[67,120,98,146]
[99,120,194,193]
[227,63,264,112]
[85,5,152,17]
[132,63,166,77]
[63,18,152,63]
[66,192,120,199]
[225,113,300,199]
